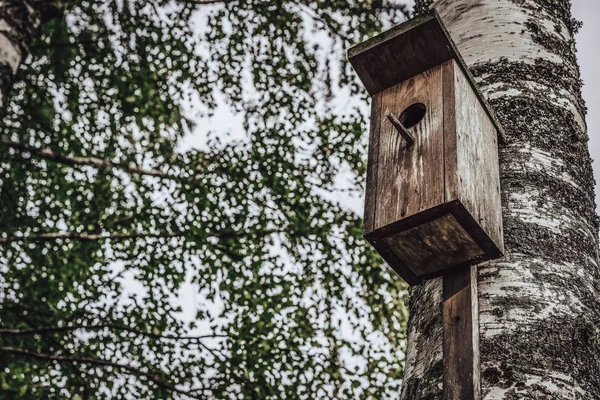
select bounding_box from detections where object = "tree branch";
[0,140,199,182]
[0,232,179,243]
[12,311,95,393]
[184,0,236,5]
[0,346,204,399]
[290,1,350,43]
[196,340,259,396]
[0,228,284,244]
[0,324,226,342]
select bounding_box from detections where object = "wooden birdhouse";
[349,12,504,285]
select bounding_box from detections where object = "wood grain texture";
[471,264,481,400]
[348,15,454,96]
[364,230,421,286]
[443,266,480,400]
[363,94,383,235]
[442,60,458,202]
[451,61,504,253]
[384,213,484,276]
[374,63,445,230]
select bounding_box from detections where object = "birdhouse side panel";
[452,61,504,253]
[373,64,445,231]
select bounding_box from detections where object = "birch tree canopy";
[0,1,410,398]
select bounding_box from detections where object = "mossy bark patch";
[403,0,600,398]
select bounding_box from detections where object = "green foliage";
[0,0,410,398]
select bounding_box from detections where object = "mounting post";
[442,265,480,400]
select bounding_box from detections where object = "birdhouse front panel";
[374,62,445,229]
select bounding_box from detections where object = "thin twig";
[0,228,284,244]
[0,325,227,342]
[290,1,350,43]
[0,232,178,243]
[1,140,198,182]
[186,0,235,5]
[0,347,203,399]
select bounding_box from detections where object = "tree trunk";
[402,0,600,398]
[0,0,65,109]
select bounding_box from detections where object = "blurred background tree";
[0,0,411,398]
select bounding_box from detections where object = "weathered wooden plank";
[364,231,421,286]
[442,59,458,202]
[471,264,481,400]
[384,212,483,277]
[363,93,383,235]
[348,15,453,96]
[374,63,445,230]
[452,61,504,253]
[446,200,503,260]
[443,265,480,400]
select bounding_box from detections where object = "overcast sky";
[572,0,600,209]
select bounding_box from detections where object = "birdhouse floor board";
[384,213,484,277]
[364,200,502,283]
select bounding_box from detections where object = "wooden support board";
[443,265,480,400]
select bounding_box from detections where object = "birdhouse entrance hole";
[399,102,426,129]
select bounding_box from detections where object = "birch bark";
[0,0,65,109]
[403,0,600,398]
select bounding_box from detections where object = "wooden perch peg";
[386,112,415,145]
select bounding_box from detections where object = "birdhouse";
[348,12,504,285]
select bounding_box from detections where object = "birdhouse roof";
[348,10,505,140]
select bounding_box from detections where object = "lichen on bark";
[403,0,600,398]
